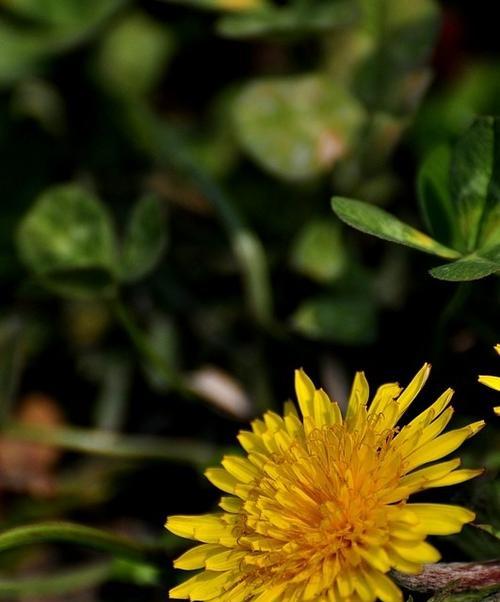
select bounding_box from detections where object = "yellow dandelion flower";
[478,344,500,416]
[166,364,484,602]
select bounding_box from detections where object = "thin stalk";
[0,522,163,564]
[111,296,192,397]
[0,318,24,427]
[93,356,131,431]
[2,422,219,467]
[0,562,113,598]
[124,103,273,328]
[431,283,471,362]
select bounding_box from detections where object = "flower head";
[478,344,500,416]
[166,365,484,602]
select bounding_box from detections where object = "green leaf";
[417,145,456,247]
[119,196,167,283]
[475,524,500,541]
[450,116,500,252]
[234,75,365,180]
[331,196,460,259]
[96,11,175,99]
[217,1,358,39]
[290,219,346,283]
[430,245,500,281]
[17,184,118,298]
[292,295,377,345]
[430,257,500,281]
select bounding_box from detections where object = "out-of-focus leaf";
[0,1,124,87]
[234,75,364,180]
[430,245,500,281]
[292,295,377,345]
[119,196,167,283]
[290,219,346,283]
[142,313,179,391]
[96,11,175,99]
[217,1,358,39]
[2,0,124,29]
[331,197,460,259]
[355,0,440,112]
[0,19,49,86]
[411,62,500,157]
[17,184,118,298]
[417,145,456,247]
[11,78,66,135]
[450,117,499,253]
[157,0,262,12]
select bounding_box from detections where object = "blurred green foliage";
[1,0,500,599]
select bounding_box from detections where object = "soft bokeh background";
[0,0,499,600]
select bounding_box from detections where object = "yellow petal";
[479,375,500,391]
[166,514,236,545]
[346,371,369,424]
[237,430,266,454]
[313,388,337,427]
[169,570,234,600]
[358,546,391,572]
[205,468,238,494]
[399,458,461,491]
[428,468,484,487]
[405,421,485,471]
[174,544,223,570]
[405,388,454,430]
[222,456,260,483]
[386,546,423,574]
[392,363,431,426]
[495,344,500,355]
[363,568,403,602]
[368,382,402,417]
[205,549,246,571]
[391,540,441,564]
[253,584,287,601]
[407,503,475,534]
[495,406,500,416]
[218,496,242,513]
[295,368,315,417]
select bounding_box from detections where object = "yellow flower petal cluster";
[478,344,500,416]
[166,364,484,602]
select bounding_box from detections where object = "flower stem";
[2,422,219,467]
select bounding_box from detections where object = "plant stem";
[110,296,191,397]
[0,562,113,598]
[2,422,219,467]
[0,522,163,564]
[124,103,274,328]
[431,283,471,361]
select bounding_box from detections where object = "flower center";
[237,422,405,587]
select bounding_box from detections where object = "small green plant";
[332,117,500,281]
